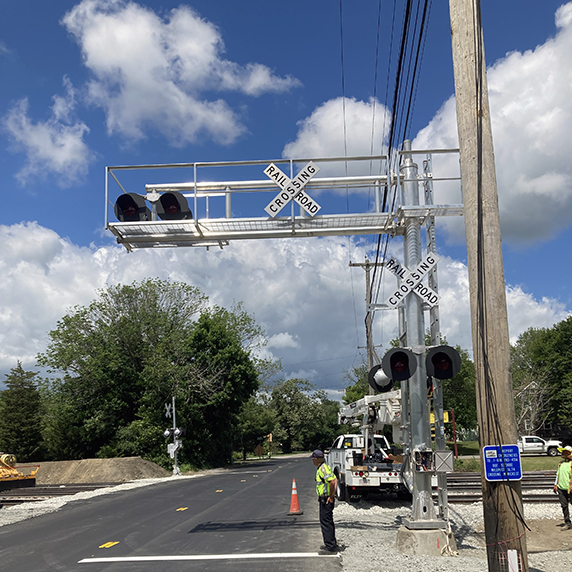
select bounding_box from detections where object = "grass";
[447,440,479,456]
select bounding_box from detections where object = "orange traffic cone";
[287,479,303,515]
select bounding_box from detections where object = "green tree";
[179,308,260,466]
[511,327,552,433]
[441,346,477,433]
[236,397,275,460]
[305,392,341,450]
[0,363,44,461]
[37,279,263,467]
[511,318,572,434]
[342,363,369,404]
[540,318,572,429]
[269,379,340,453]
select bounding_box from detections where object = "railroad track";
[1,472,559,507]
[0,483,115,507]
[441,471,557,503]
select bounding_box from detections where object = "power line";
[338,0,361,367]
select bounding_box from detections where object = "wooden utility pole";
[349,258,383,394]
[449,1,528,571]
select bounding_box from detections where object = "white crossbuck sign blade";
[385,253,440,308]
[264,161,321,217]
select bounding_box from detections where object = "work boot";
[319,545,340,554]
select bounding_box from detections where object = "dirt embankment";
[17,457,170,485]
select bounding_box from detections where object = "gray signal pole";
[449,1,528,570]
[400,141,437,525]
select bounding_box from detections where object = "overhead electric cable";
[370,0,384,162]
[371,0,432,307]
[338,0,361,358]
[402,1,432,140]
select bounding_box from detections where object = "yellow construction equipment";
[0,453,37,490]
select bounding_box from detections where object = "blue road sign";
[483,445,522,481]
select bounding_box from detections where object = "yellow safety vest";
[315,462,335,497]
[556,459,572,491]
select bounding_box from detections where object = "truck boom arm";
[339,389,402,427]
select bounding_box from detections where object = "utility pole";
[449,1,528,570]
[350,258,384,394]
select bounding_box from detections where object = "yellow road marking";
[176,507,189,511]
[216,489,223,493]
[241,480,246,482]
[99,542,119,549]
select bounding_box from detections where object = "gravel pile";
[0,478,566,572]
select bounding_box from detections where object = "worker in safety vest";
[310,449,339,553]
[554,445,572,529]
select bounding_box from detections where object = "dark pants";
[558,488,571,525]
[318,497,337,549]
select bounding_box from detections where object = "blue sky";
[1,1,571,396]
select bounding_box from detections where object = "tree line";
[3,277,564,468]
[511,317,572,439]
[0,279,340,468]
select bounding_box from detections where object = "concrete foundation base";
[395,525,457,556]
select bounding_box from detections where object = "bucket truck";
[326,390,414,501]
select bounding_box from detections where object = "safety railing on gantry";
[105,151,462,251]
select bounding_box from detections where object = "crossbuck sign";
[385,252,440,308]
[264,161,321,217]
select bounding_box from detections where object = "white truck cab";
[517,435,561,456]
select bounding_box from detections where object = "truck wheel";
[548,447,558,457]
[335,481,347,502]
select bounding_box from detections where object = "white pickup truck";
[518,435,561,457]
[325,433,410,501]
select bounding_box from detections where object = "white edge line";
[79,552,340,563]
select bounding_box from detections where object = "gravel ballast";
[335,495,565,572]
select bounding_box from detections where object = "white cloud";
[61,0,300,146]
[422,256,571,353]
[506,286,570,345]
[3,78,94,186]
[0,223,118,374]
[279,3,572,245]
[283,97,390,178]
[268,333,299,349]
[1,223,568,393]
[415,2,572,244]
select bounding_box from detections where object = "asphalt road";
[0,455,342,571]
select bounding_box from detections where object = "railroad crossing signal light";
[114,193,151,222]
[157,192,192,221]
[174,428,186,438]
[368,364,394,393]
[425,345,461,380]
[163,428,174,438]
[381,347,417,382]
